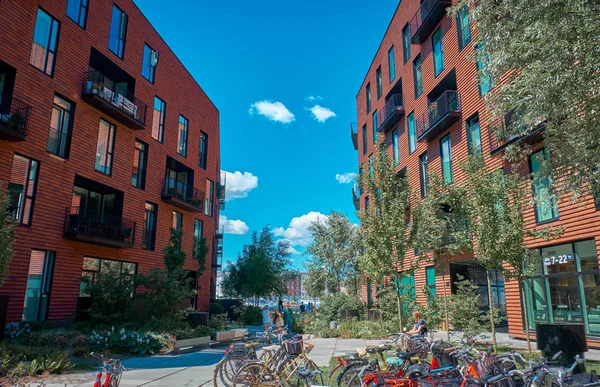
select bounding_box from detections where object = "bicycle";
[213,333,273,387]
[91,353,125,387]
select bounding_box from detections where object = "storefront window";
[525,278,549,325]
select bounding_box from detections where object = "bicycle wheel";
[327,363,344,387]
[110,374,122,387]
[216,355,248,387]
[338,363,365,387]
[234,361,275,387]
[347,372,367,387]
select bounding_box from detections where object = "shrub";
[83,270,136,326]
[26,329,87,350]
[0,346,73,376]
[337,319,390,339]
[209,302,225,315]
[234,305,263,325]
[88,327,174,356]
[4,322,30,340]
[316,294,364,323]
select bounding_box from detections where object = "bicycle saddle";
[244,342,260,349]
[385,357,404,367]
[366,345,391,353]
[262,345,280,352]
[395,351,418,360]
[466,374,505,386]
[298,368,322,378]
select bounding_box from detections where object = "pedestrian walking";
[262,304,271,331]
[284,302,293,332]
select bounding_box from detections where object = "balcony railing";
[352,184,360,210]
[162,178,205,213]
[416,90,462,141]
[409,0,452,44]
[64,207,135,248]
[350,122,358,150]
[216,226,224,243]
[81,71,147,130]
[377,94,404,133]
[0,93,31,141]
[488,113,545,155]
[217,172,226,210]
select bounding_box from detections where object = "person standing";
[278,299,284,314]
[262,304,271,331]
[299,301,306,313]
[284,302,293,332]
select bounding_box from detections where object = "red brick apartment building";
[286,274,303,299]
[0,0,225,323]
[353,0,600,347]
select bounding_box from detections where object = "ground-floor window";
[524,239,600,335]
[80,257,137,296]
[23,250,55,322]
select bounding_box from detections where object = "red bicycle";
[92,353,126,387]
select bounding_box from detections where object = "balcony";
[64,207,135,248]
[416,90,461,142]
[216,226,224,244]
[217,172,226,211]
[489,113,545,155]
[352,184,360,210]
[350,122,358,150]
[162,178,205,213]
[409,0,452,44]
[0,93,31,141]
[81,70,146,130]
[377,94,404,133]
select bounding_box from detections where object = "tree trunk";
[521,281,532,353]
[486,270,497,351]
[397,293,403,332]
[441,268,450,342]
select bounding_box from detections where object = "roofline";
[355,0,404,99]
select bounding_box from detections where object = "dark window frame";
[141,43,157,83]
[408,111,417,154]
[372,110,378,145]
[172,210,183,232]
[419,152,429,198]
[366,83,372,114]
[376,66,383,100]
[402,24,411,64]
[529,148,560,225]
[47,94,74,159]
[440,134,454,184]
[413,55,423,97]
[392,127,400,166]
[388,45,396,83]
[142,202,157,250]
[30,8,60,77]
[66,0,88,29]
[193,219,204,260]
[205,179,215,217]
[94,118,116,176]
[132,139,148,189]
[8,154,40,226]
[432,27,445,78]
[466,113,482,154]
[108,4,128,59]
[81,256,137,296]
[152,96,166,143]
[456,6,472,51]
[177,114,189,157]
[23,249,55,322]
[199,132,208,169]
[362,124,368,156]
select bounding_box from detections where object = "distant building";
[285,273,304,299]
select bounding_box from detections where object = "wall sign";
[543,254,573,266]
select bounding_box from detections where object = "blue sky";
[135,0,399,269]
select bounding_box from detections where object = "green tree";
[304,267,327,300]
[305,211,362,297]
[358,144,415,330]
[449,0,600,201]
[0,185,15,287]
[195,236,209,276]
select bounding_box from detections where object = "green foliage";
[234,305,263,325]
[314,294,364,323]
[163,228,187,273]
[209,302,225,314]
[0,346,73,376]
[0,184,15,287]
[303,267,327,299]
[417,285,443,331]
[376,282,416,332]
[83,270,136,326]
[4,322,30,340]
[26,329,87,350]
[305,211,362,297]
[195,236,209,276]
[337,319,395,339]
[88,328,175,356]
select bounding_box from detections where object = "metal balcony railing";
[488,112,545,155]
[350,122,358,150]
[0,92,31,140]
[64,207,135,247]
[162,178,205,212]
[81,71,147,129]
[377,94,404,133]
[409,0,452,44]
[416,90,462,141]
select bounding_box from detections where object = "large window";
[413,55,423,97]
[142,44,157,83]
[372,110,378,144]
[30,8,60,76]
[199,132,208,169]
[48,95,73,159]
[66,0,88,29]
[457,6,471,51]
[172,211,183,232]
[466,114,482,154]
[392,128,400,166]
[80,257,137,296]
[376,66,382,100]
[193,219,204,260]
[108,5,127,59]
[152,96,166,143]
[524,240,600,336]
[419,152,429,198]
[361,124,368,156]
[402,24,411,63]
[476,44,493,96]
[530,148,559,223]
[440,134,453,184]
[408,112,416,154]
[366,83,372,114]
[177,115,189,157]
[142,202,157,250]
[432,28,444,77]
[388,46,396,83]
[8,154,39,226]
[23,250,54,322]
[94,119,116,175]
[205,179,215,217]
[131,140,148,189]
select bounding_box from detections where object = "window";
[432,28,444,77]
[22,250,54,322]
[177,115,188,157]
[30,8,60,76]
[524,240,600,335]
[392,128,400,166]
[366,83,372,114]
[199,132,208,169]
[108,5,127,59]
[440,134,453,184]
[8,155,39,226]
[94,119,116,175]
[530,148,559,223]
[364,196,370,213]
[131,140,148,189]
[368,154,374,179]
[142,44,157,83]
[205,179,214,217]
[361,124,368,156]
[426,267,436,296]
[372,110,378,144]
[48,95,73,159]
[413,55,423,97]
[172,211,183,232]
[408,112,416,154]
[419,152,429,198]
[466,114,482,154]
[476,44,493,96]
[402,24,411,63]
[142,202,157,250]
[152,96,166,143]
[66,0,88,29]
[457,6,471,50]
[388,46,396,83]
[193,219,204,260]
[80,257,137,296]
[376,66,382,100]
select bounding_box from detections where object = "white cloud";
[308,105,336,123]
[287,246,301,255]
[222,171,258,201]
[335,172,358,184]
[273,212,328,247]
[220,215,249,235]
[249,100,295,123]
[305,95,323,101]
